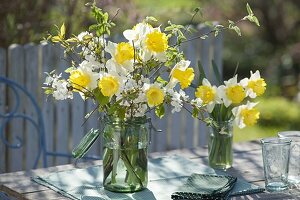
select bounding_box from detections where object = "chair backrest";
[0,76,100,172]
[0,76,46,170]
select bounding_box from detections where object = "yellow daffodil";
[145,30,168,53]
[142,28,168,62]
[172,68,194,89]
[123,22,152,47]
[105,41,134,75]
[232,101,260,128]
[241,70,267,98]
[168,60,194,89]
[98,76,120,97]
[146,84,165,107]
[69,67,98,92]
[115,42,134,65]
[218,75,246,107]
[195,78,222,112]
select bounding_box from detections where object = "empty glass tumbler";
[278,131,300,184]
[261,137,291,192]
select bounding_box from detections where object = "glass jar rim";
[261,137,292,145]
[104,115,148,124]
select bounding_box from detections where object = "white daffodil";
[141,27,168,62]
[144,82,165,107]
[167,60,194,89]
[195,78,222,113]
[232,101,260,129]
[69,65,99,92]
[98,73,125,97]
[105,41,134,75]
[123,22,153,47]
[240,70,267,98]
[218,75,246,107]
[79,56,104,71]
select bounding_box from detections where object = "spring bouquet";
[195,70,266,169]
[43,2,263,191]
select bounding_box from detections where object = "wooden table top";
[0,140,299,200]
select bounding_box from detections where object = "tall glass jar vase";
[102,116,149,193]
[207,120,233,170]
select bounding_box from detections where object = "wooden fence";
[0,25,223,173]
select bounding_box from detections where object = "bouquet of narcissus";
[43,2,263,191]
[44,3,261,123]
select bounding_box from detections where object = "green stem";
[121,151,144,187]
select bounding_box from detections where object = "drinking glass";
[261,137,291,192]
[278,131,300,185]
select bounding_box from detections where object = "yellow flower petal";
[98,76,119,97]
[146,86,164,107]
[115,42,134,65]
[195,85,215,104]
[241,108,260,126]
[226,85,245,104]
[69,70,91,91]
[248,78,266,96]
[172,68,194,89]
[145,30,168,53]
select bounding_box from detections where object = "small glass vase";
[207,120,233,170]
[102,116,149,193]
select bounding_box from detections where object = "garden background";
[1,0,300,142]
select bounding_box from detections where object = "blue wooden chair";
[0,76,100,170]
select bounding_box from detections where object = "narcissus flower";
[218,75,246,107]
[145,84,165,107]
[241,70,267,98]
[69,67,98,92]
[105,41,134,75]
[123,22,152,47]
[98,75,120,97]
[232,101,260,128]
[168,60,194,89]
[195,78,222,113]
[142,28,168,62]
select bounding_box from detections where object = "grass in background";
[234,126,280,142]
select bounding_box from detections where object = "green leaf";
[65,67,75,73]
[155,104,165,118]
[89,24,98,31]
[145,16,158,22]
[83,34,93,42]
[250,16,260,26]
[156,76,168,86]
[211,60,222,85]
[118,108,126,119]
[93,88,109,106]
[228,20,235,26]
[197,61,207,85]
[60,23,66,38]
[192,107,199,118]
[51,36,61,43]
[44,88,54,95]
[246,3,253,16]
[232,26,241,36]
[103,12,109,22]
[66,37,78,43]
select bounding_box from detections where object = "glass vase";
[207,120,233,170]
[102,116,149,193]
